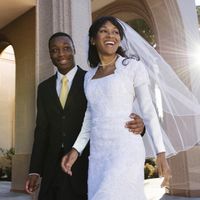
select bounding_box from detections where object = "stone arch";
[0,8,36,190]
[0,37,16,182]
[0,34,11,53]
[0,35,16,145]
[144,0,187,73]
[92,0,157,47]
[93,0,154,31]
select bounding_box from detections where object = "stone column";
[167,1,200,197]
[168,146,200,197]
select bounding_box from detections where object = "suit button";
[62,132,66,136]
[62,115,66,119]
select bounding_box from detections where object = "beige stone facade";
[0,7,36,191]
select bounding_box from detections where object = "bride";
[61,16,200,199]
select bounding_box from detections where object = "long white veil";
[118,19,200,157]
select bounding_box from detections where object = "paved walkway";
[0,179,200,200]
[0,181,31,200]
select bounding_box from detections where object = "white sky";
[196,0,200,6]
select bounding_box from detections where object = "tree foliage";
[196,6,200,27]
[127,19,155,46]
[197,6,200,15]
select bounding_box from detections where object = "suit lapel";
[64,67,84,110]
[47,74,64,111]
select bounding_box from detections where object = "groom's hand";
[25,174,40,194]
[61,148,79,176]
[125,113,145,135]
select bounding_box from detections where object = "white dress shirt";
[56,66,78,95]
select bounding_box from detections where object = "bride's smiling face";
[92,21,121,57]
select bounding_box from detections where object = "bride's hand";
[61,148,79,176]
[156,152,171,188]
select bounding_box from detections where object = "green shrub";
[144,158,159,179]
[0,147,15,181]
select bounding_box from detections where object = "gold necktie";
[59,76,69,108]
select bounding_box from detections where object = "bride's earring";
[90,38,95,46]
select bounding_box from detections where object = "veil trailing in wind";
[117,19,200,157]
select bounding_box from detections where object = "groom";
[25,32,145,200]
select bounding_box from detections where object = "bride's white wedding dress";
[73,55,165,200]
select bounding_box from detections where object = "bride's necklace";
[99,55,118,68]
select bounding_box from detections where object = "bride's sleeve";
[134,61,166,154]
[72,104,91,155]
[72,70,93,154]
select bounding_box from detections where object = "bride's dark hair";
[88,16,127,68]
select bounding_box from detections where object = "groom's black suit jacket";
[29,67,89,199]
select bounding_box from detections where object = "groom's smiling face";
[49,36,75,75]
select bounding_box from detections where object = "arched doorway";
[0,44,15,181]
